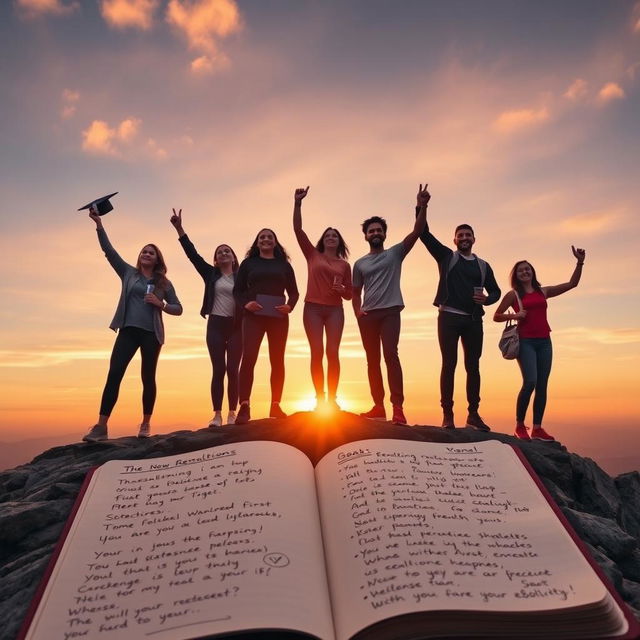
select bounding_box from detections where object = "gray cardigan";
[97,228,182,344]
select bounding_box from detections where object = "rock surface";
[1,412,638,640]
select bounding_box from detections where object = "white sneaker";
[226,411,237,425]
[83,424,108,442]
[137,423,150,438]
[208,412,223,428]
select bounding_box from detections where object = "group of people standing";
[82,184,585,444]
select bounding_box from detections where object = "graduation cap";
[78,192,118,216]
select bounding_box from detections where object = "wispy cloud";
[166,0,242,71]
[557,208,625,235]
[60,88,80,119]
[554,327,640,346]
[16,0,79,18]
[493,106,550,134]
[101,0,159,30]
[563,78,588,101]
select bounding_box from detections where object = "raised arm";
[90,211,129,277]
[292,186,314,256]
[542,246,586,299]
[402,182,430,253]
[170,208,213,280]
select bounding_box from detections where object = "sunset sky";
[1,0,639,473]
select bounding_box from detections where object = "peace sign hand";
[416,182,431,208]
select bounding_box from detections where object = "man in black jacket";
[419,210,500,431]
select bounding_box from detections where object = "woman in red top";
[494,246,586,442]
[293,186,352,410]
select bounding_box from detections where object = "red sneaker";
[360,405,386,421]
[514,424,531,440]
[531,427,555,442]
[392,405,407,426]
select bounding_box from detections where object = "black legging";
[239,312,288,404]
[99,326,161,416]
[206,315,242,411]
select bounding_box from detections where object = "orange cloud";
[101,0,158,29]
[166,0,242,69]
[60,88,80,119]
[81,117,141,155]
[563,78,588,101]
[493,106,550,134]
[597,81,625,103]
[16,0,78,17]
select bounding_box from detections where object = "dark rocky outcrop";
[0,412,638,640]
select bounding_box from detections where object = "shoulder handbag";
[498,290,522,360]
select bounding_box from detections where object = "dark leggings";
[357,307,403,406]
[437,312,483,413]
[239,312,289,404]
[99,326,161,416]
[303,302,344,399]
[516,337,553,425]
[206,315,242,411]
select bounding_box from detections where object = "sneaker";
[531,427,555,442]
[360,405,386,421]
[392,405,407,426]
[208,412,223,428]
[137,423,150,438]
[442,410,455,429]
[514,424,531,440]
[465,413,491,432]
[226,410,237,425]
[269,402,288,419]
[83,424,107,442]
[235,403,251,425]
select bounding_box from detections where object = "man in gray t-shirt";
[352,183,430,425]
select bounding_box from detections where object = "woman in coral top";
[493,246,586,442]
[293,186,352,410]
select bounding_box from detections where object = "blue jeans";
[516,337,553,425]
[303,302,344,399]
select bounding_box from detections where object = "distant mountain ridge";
[1,412,639,640]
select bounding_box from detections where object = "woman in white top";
[170,209,242,427]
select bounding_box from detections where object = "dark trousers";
[100,326,161,416]
[357,307,403,406]
[437,311,483,413]
[516,337,553,425]
[206,315,242,411]
[303,302,345,399]
[239,312,289,404]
